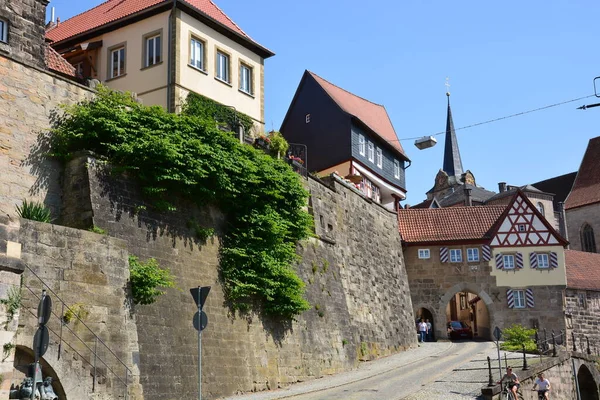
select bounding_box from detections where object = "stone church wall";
[60,156,417,399]
[566,205,600,252]
[565,288,600,354]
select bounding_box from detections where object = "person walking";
[425,319,433,341]
[417,319,428,343]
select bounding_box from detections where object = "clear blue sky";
[47,1,600,204]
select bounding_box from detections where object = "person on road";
[498,366,520,398]
[417,319,428,343]
[425,319,432,341]
[532,372,550,399]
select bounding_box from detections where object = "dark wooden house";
[280,70,410,211]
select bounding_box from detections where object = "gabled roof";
[307,71,409,160]
[46,0,273,57]
[565,136,600,210]
[397,205,506,244]
[437,183,496,207]
[532,172,577,211]
[409,198,440,209]
[484,184,551,204]
[565,249,600,290]
[45,46,77,77]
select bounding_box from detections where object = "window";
[144,33,161,67]
[367,142,374,162]
[537,202,545,216]
[190,37,205,70]
[376,147,383,168]
[358,135,365,155]
[450,249,462,263]
[394,160,400,179]
[578,292,587,309]
[503,254,515,269]
[513,289,526,308]
[305,114,311,123]
[0,18,8,43]
[537,253,550,269]
[582,224,597,253]
[418,249,430,259]
[239,63,252,94]
[467,248,479,262]
[109,45,126,79]
[216,50,230,82]
[518,224,526,232]
[74,62,83,77]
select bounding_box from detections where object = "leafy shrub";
[88,226,107,235]
[128,256,176,305]
[62,303,89,324]
[499,324,537,352]
[16,200,52,223]
[182,92,255,136]
[268,131,289,157]
[50,86,312,318]
[1,286,22,329]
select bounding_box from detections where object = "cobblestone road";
[221,341,538,400]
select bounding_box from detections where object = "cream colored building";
[46,0,273,133]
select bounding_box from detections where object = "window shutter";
[440,247,449,263]
[550,252,558,269]
[515,252,524,269]
[530,252,538,269]
[526,288,534,308]
[507,289,514,308]
[482,245,492,261]
[495,253,504,269]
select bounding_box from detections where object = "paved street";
[221,341,537,400]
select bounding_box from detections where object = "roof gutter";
[167,0,177,113]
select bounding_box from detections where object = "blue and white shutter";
[515,252,524,269]
[526,288,534,308]
[440,247,449,263]
[550,252,558,269]
[482,245,492,261]
[495,253,504,269]
[507,289,514,308]
[530,252,538,269]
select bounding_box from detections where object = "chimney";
[56,17,60,25]
[464,187,472,206]
[498,182,507,193]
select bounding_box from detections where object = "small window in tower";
[305,114,311,123]
[518,224,526,232]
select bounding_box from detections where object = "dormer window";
[0,18,8,43]
[376,147,383,168]
[367,142,374,162]
[358,134,365,155]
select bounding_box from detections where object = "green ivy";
[50,86,312,318]
[128,256,176,305]
[182,92,255,136]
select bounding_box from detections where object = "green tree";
[500,324,537,352]
[129,256,176,305]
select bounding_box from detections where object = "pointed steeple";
[442,92,464,178]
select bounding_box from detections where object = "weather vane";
[445,77,450,97]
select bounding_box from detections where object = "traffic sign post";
[190,286,210,400]
[32,290,52,400]
[493,326,502,382]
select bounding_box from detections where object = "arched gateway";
[439,284,493,340]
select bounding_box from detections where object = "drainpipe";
[559,201,569,246]
[167,0,177,113]
[464,187,472,207]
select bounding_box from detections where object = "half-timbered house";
[398,190,568,341]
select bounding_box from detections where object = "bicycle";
[500,382,524,400]
[532,389,549,400]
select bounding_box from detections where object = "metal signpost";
[32,290,52,400]
[493,326,503,382]
[190,286,210,400]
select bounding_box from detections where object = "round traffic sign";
[33,325,49,360]
[193,311,208,332]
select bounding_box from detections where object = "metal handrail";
[22,263,132,398]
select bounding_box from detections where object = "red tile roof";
[45,46,77,77]
[397,205,507,243]
[565,136,600,210]
[46,0,264,50]
[308,71,408,160]
[565,249,600,290]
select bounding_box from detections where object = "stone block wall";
[2,217,143,399]
[0,0,47,69]
[566,205,600,252]
[565,289,600,354]
[0,54,93,219]
[61,156,417,400]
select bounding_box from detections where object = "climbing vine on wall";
[50,86,312,318]
[182,92,255,136]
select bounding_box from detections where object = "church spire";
[442,90,464,178]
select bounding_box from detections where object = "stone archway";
[439,284,493,340]
[577,364,599,400]
[13,345,67,399]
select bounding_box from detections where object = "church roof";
[442,95,464,178]
[397,205,507,244]
[307,71,409,160]
[437,184,496,207]
[532,172,577,211]
[565,249,600,290]
[484,184,551,204]
[565,136,600,210]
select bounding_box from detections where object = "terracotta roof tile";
[45,46,77,77]
[397,205,506,243]
[46,0,265,51]
[565,136,600,210]
[565,249,600,290]
[308,71,408,160]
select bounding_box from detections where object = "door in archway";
[416,307,435,341]
[578,365,599,400]
[445,291,490,340]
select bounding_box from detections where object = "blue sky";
[47,1,600,204]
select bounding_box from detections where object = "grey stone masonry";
[0,0,48,69]
[60,157,417,400]
[565,288,600,355]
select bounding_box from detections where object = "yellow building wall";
[90,11,170,108]
[491,246,567,287]
[177,11,264,131]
